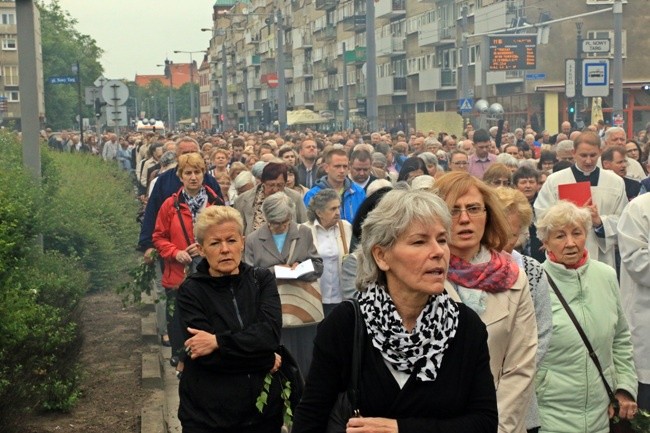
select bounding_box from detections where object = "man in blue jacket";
[304,148,365,224]
[138,136,223,259]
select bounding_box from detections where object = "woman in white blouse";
[305,189,353,317]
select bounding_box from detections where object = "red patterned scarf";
[547,250,588,269]
[447,250,520,293]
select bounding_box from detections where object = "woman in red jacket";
[153,152,221,376]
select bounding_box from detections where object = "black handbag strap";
[174,197,193,246]
[348,298,364,416]
[545,271,617,403]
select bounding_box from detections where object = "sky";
[53,0,217,80]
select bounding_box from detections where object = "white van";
[136,119,166,135]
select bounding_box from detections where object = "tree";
[39,1,104,131]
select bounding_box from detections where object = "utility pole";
[460,5,469,125]
[221,42,228,131]
[575,22,583,130]
[73,61,83,148]
[342,41,349,131]
[612,0,623,128]
[365,0,377,132]
[276,8,287,133]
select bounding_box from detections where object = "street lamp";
[71,61,83,147]
[173,50,206,128]
[157,61,176,129]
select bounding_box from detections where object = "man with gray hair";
[555,139,575,164]
[601,127,645,180]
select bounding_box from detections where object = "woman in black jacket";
[293,189,497,433]
[176,206,283,433]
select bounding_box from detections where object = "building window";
[2,36,15,50]
[3,65,18,86]
[6,90,18,102]
[1,13,15,25]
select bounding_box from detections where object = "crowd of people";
[58,119,650,433]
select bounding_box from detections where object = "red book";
[558,181,592,207]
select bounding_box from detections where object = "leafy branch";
[613,408,650,433]
[256,371,294,428]
[116,250,158,306]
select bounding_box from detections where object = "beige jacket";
[234,186,308,236]
[446,269,538,433]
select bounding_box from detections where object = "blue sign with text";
[48,76,77,84]
[525,73,546,80]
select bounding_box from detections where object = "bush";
[0,250,87,422]
[42,151,140,291]
[0,132,141,427]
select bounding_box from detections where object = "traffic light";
[94,98,107,118]
[567,100,576,122]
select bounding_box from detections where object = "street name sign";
[582,39,611,53]
[565,59,576,98]
[48,76,76,84]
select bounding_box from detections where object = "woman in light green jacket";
[536,201,638,433]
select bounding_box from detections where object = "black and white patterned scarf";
[358,283,459,382]
[182,187,208,223]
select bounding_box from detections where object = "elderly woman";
[286,164,309,196]
[234,162,308,236]
[536,201,638,433]
[245,191,323,374]
[176,206,284,433]
[152,153,222,376]
[304,189,352,317]
[209,148,229,179]
[435,171,538,433]
[293,189,497,433]
[494,187,553,433]
[483,163,512,188]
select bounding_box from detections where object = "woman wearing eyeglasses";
[434,172,538,433]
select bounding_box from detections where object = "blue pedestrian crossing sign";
[459,98,473,113]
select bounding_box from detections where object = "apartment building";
[0,0,45,128]
[203,0,650,135]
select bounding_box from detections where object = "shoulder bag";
[326,299,364,433]
[545,272,635,433]
[174,198,202,276]
[276,229,325,327]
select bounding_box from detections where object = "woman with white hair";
[293,189,497,433]
[536,201,638,433]
[305,189,352,316]
[244,191,323,374]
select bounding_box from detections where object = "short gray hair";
[536,201,592,242]
[356,189,451,290]
[556,139,574,153]
[604,126,625,143]
[418,151,438,166]
[262,191,295,224]
[307,189,340,223]
[496,153,519,168]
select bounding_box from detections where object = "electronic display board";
[489,35,537,71]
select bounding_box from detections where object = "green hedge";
[0,132,140,427]
[42,150,140,291]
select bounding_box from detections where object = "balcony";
[315,0,338,10]
[315,24,337,42]
[377,76,407,96]
[375,0,406,20]
[294,91,315,106]
[227,83,239,94]
[418,21,456,47]
[355,81,367,98]
[245,32,261,45]
[323,59,338,75]
[341,13,366,32]
[303,63,314,77]
[376,35,406,58]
